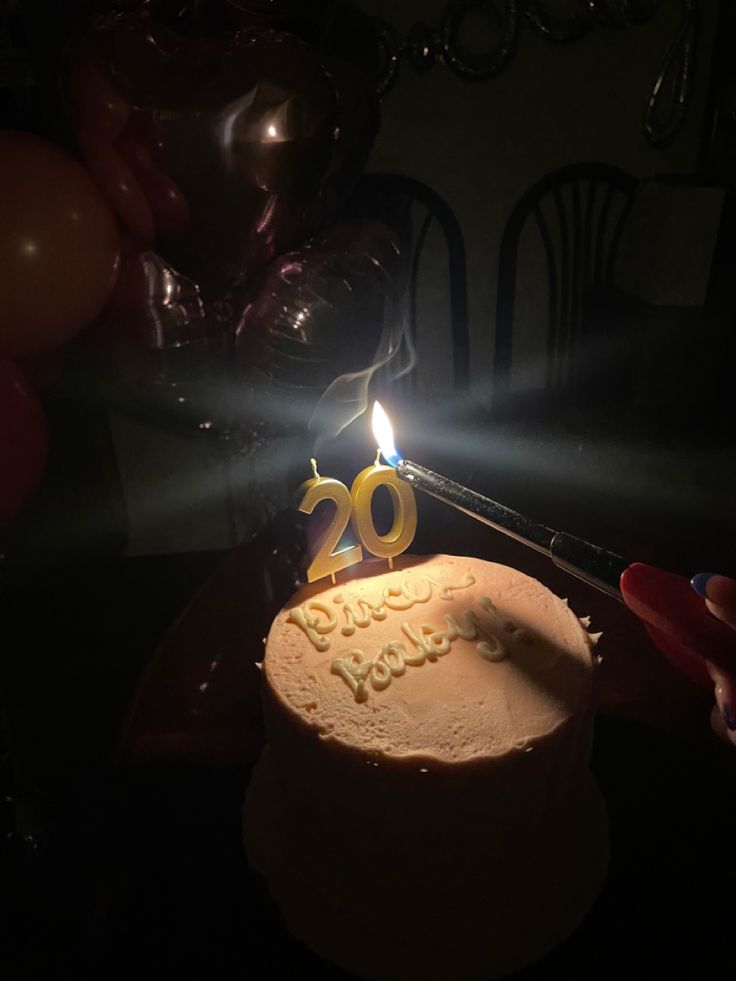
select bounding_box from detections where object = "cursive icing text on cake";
[287,571,476,653]
[330,596,510,703]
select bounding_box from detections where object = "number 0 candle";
[296,407,418,584]
[350,404,417,568]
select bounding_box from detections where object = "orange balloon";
[0,130,121,357]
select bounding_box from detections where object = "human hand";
[620,563,736,746]
[691,574,736,747]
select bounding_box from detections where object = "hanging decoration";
[373,0,698,148]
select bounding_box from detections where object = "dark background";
[2,2,735,979]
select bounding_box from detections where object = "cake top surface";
[263,554,595,763]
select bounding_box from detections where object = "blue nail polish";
[722,704,736,732]
[691,573,714,598]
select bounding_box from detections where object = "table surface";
[2,502,735,981]
[2,389,735,980]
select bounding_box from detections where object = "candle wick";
[310,457,320,479]
[374,448,381,466]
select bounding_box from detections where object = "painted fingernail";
[690,573,714,598]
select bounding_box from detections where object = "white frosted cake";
[244,554,607,980]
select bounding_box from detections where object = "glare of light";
[266,123,278,138]
[162,270,175,302]
[372,401,401,467]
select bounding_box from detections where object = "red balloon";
[0,131,121,358]
[16,348,67,391]
[0,360,48,526]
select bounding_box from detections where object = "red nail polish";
[620,563,736,681]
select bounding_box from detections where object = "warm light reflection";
[262,113,287,143]
[372,401,401,467]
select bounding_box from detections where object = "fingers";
[708,704,735,748]
[620,563,736,681]
[706,598,736,632]
[692,574,736,748]
[706,661,736,747]
[692,573,736,631]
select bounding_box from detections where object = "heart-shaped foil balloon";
[235,219,400,386]
[233,217,408,444]
[69,10,379,291]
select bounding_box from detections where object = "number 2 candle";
[296,403,417,583]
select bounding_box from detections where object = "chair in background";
[348,173,470,396]
[493,162,637,413]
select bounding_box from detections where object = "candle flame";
[372,401,401,467]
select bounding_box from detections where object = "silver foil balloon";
[138,251,207,350]
[71,16,379,290]
[234,218,408,442]
[103,247,232,431]
[235,220,400,379]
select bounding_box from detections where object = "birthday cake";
[244,553,608,980]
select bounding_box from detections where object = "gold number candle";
[350,450,417,569]
[297,459,363,584]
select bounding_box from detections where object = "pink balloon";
[118,136,190,236]
[137,169,191,238]
[72,17,379,289]
[78,128,155,243]
[0,360,49,526]
[121,109,164,158]
[67,58,131,144]
[116,134,154,173]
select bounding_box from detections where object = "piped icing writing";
[287,571,476,652]
[330,597,511,703]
